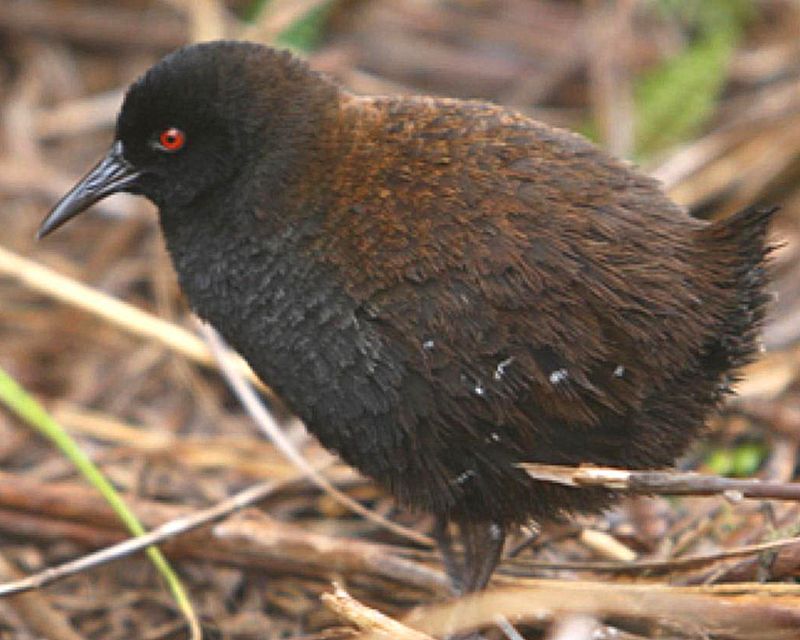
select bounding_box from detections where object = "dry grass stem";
[400,581,800,640]
[0,244,263,387]
[322,582,436,639]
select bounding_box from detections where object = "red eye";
[158,127,185,151]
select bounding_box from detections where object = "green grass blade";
[245,0,334,52]
[0,366,200,638]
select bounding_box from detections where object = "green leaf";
[705,448,735,476]
[244,0,271,23]
[632,0,754,156]
[276,2,334,52]
[731,441,767,477]
[634,28,735,155]
[245,0,334,52]
[703,441,766,477]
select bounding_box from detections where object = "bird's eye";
[158,127,186,152]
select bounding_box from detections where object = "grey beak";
[37,141,140,239]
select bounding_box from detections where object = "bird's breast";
[162,212,407,452]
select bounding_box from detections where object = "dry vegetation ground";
[1,1,800,638]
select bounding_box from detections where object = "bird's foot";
[433,518,506,594]
[433,519,507,639]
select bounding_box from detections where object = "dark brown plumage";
[39,41,775,597]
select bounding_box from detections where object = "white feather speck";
[494,356,515,381]
[456,469,476,484]
[549,368,569,384]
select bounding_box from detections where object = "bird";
[39,40,775,598]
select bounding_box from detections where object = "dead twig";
[0,551,84,640]
[0,471,445,595]
[521,463,800,501]
[0,245,262,388]
[398,581,800,640]
[578,529,637,562]
[511,533,800,576]
[0,478,282,597]
[322,582,435,640]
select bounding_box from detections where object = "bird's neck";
[157,80,373,365]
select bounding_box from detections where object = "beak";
[37,141,141,239]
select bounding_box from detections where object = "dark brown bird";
[39,41,774,596]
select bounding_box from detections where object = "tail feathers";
[697,205,778,376]
[700,205,778,260]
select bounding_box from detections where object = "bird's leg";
[434,519,507,595]
[460,521,506,593]
[435,520,507,640]
[433,516,465,594]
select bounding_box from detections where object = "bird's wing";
[316,97,713,446]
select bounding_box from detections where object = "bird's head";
[38,40,336,238]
